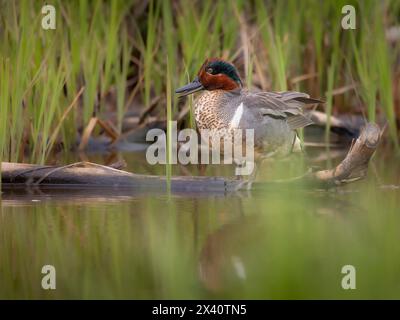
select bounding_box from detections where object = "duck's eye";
[206,67,213,74]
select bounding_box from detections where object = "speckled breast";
[194,90,246,155]
[194,90,229,130]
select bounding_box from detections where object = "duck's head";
[176,58,242,97]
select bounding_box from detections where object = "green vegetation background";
[1,0,399,164]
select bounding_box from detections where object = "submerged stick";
[1,123,380,192]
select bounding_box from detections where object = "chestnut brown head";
[176,58,242,97]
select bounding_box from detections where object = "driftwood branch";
[312,123,380,185]
[1,123,381,193]
[253,123,381,190]
[308,110,370,138]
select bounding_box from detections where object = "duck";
[175,58,321,175]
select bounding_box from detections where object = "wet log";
[0,162,241,193]
[308,110,366,138]
[1,123,380,192]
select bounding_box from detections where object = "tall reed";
[1,0,399,166]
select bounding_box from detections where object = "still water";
[1,146,400,299]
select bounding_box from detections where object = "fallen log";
[1,123,381,193]
[0,162,242,193]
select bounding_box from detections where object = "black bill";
[175,76,204,97]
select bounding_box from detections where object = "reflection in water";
[199,215,262,292]
[0,185,236,206]
[197,194,362,294]
[1,148,400,299]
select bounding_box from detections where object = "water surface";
[1,146,399,299]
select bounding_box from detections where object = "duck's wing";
[242,91,322,130]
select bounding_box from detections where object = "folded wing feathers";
[245,91,321,130]
[286,114,314,130]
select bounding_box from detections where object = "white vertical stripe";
[229,102,244,129]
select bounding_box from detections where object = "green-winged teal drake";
[176,58,321,168]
